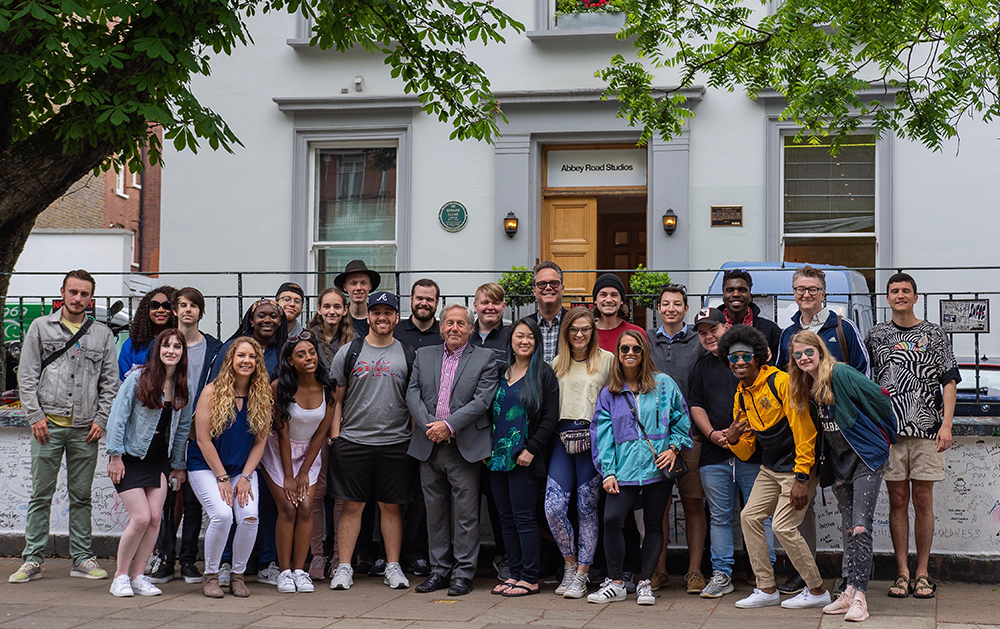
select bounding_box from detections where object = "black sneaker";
[181,564,202,584]
[407,558,431,577]
[368,558,387,577]
[149,561,174,584]
[777,573,806,595]
[622,570,637,594]
[355,554,374,574]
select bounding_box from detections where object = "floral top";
[489,378,527,472]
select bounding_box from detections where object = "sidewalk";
[1,559,997,628]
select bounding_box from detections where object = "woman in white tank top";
[260,332,335,593]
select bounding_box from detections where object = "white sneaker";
[277,569,296,593]
[636,579,655,605]
[218,563,231,587]
[329,563,353,590]
[144,554,159,575]
[109,574,134,597]
[735,588,781,608]
[781,588,831,609]
[563,572,589,599]
[700,570,734,598]
[555,563,578,595]
[824,586,857,614]
[383,562,409,589]
[257,561,280,585]
[587,578,627,603]
[293,569,314,593]
[130,574,162,596]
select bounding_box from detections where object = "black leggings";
[603,480,674,581]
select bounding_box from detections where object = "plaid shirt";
[537,309,563,364]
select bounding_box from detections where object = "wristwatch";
[667,444,679,454]
[794,472,810,483]
[241,473,253,482]
[217,474,230,483]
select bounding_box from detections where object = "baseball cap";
[367,291,399,312]
[693,307,727,330]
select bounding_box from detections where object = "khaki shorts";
[885,435,945,482]
[676,436,704,499]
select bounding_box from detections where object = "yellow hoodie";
[729,365,816,475]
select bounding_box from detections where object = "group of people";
[7,260,959,622]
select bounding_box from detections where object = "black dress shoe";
[777,573,806,595]
[415,573,450,593]
[448,577,473,596]
[368,558,387,577]
[408,558,432,577]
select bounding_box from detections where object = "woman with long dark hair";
[119,286,178,380]
[308,287,355,375]
[589,330,692,606]
[106,329,191,597]
[788,330,896,622]
[260,332,335,593]
[488,317,559,597]
[187,338,272,598]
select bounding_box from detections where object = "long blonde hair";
[552,307,602,377]
[606,330,658,395]
[787,330,837,408]
[209,337,273,439]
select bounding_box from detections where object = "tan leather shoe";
[230,572,250,598]
[202,572,224,598]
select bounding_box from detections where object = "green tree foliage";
[600,0,1000,151]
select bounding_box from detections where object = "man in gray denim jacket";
[9,269,119,584]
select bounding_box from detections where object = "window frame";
[115,167,128,198]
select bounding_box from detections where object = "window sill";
[286,38,312,49]
[115,192,129,199]
[526,28,625,42]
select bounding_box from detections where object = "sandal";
[887,574,911,598]
[502,583,540,597]
[492,579,517,595]
[912,575,936,599]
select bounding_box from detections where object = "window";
[115,167,128,198]
[782,133,877,286]
[132,169,141,189]
[312,146,397,291]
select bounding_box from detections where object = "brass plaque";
[711,205,743,227]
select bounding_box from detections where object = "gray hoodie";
[645,325,707,402]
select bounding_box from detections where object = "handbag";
[624,392,688,481]
[559,428,591,455]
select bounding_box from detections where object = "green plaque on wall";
[438,201,468,233]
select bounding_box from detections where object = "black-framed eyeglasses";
[534,280,562,290]
[792,348,816,360]
[728,352,753,364]
[792,286,823,296]
[288,331,313,344]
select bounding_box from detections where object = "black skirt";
[114,453,170,492]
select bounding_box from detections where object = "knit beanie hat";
[593,273,626,301]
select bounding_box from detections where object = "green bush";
[629,264,673,311]
[499,266,535,308]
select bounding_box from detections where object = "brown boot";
[203,572,224,598]
[230,572,250,598]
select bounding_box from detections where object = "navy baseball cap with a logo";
[367,291,399,312]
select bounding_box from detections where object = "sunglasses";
[288,331,313,344]
[149,300,171,311]
[534,280,562,290]
[619,344,643,355]
[792,348,816,360]
[728,352,754,364]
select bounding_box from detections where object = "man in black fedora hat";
[335,260,382,338]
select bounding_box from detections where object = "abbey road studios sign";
[438,201,468,232]
[546,149,646,188]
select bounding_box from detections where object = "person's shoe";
[145,553,160,575]
[845,592,869,622]
[277,569,296,593]
[257,561,280,585]
[824,586,857,614]
[834,577,848,596]
[130,574,162,596]
[149,561,175,584]
[700,571,734,599]
[621,571,636,594]
[636,579,655,605]
[109,574,134,597]
[649,570,669,591]
[407,558,431,577]
[781,588,831,609]
[492,554,511,582]
[229,572,250,598]
[330,563,354,590]
[71,557,108,580]
[685,571,706,594]
[777,573,806,595]
[355,554,374,574]
[308,555,327,581]
[415,573,449,593]
[735,588,781,609]
[181,564,203,584]
[555,563,578,596]
[368,558,387,577]
[448,577,473,596]
[218,563,232,587]
[9,561,41,583]
[293,569,314,593]
[587,578,627,604]
[383,562,409,589]
[202,572,224,598]
[563,572,589,599]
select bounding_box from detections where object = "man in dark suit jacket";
[406,304,499,596]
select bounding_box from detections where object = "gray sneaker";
[621,570,636,594]
[383,562,410,589]
[329,563,353,590]
[70,557,107,580]
[9,561,41,583]
[563,571,589,599]
[218,563,232,587]
[257,561,280,585]
[555,563,578,595]
[701,570,734,598]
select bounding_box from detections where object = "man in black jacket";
[716,269,781,364]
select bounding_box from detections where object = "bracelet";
[217,474,230,483]
[667,444,679,454]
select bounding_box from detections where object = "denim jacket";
[105,370,193,469]
[17,309,119,428]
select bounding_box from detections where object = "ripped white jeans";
[189,469,259,574]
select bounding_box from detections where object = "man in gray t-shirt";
[330,340,411,445]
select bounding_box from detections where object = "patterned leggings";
[544,421,600,566]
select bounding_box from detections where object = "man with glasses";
[276,282,305,337]
[527,261,566,363]
[593,273,645,352]
[717,269,782,363]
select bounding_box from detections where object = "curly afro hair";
[716,324,770,367]
[130,286,178,348]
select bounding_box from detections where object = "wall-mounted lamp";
[503,211,519,237]
[354,76,364,92]
[662,208,678,235]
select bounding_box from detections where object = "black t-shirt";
[818,404,866,482]
[688,352,760,466]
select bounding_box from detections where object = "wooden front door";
[541,196,597,298]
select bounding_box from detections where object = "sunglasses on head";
[288,331,313,344]
[148,300,171,311]
[728,352,754,364]
[619,344,643,355]
[792,347,816,360]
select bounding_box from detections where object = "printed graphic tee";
[330,339,411,446]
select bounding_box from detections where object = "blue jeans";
[491,467,540,584]
[700,457,775,577]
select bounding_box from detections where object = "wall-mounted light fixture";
[354,76,364,92]
[503,211,519,237]
[662,208,677,235]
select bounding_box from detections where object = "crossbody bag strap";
[835,314,851,366]
[40,318,93,371]
[623,391,660,459]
